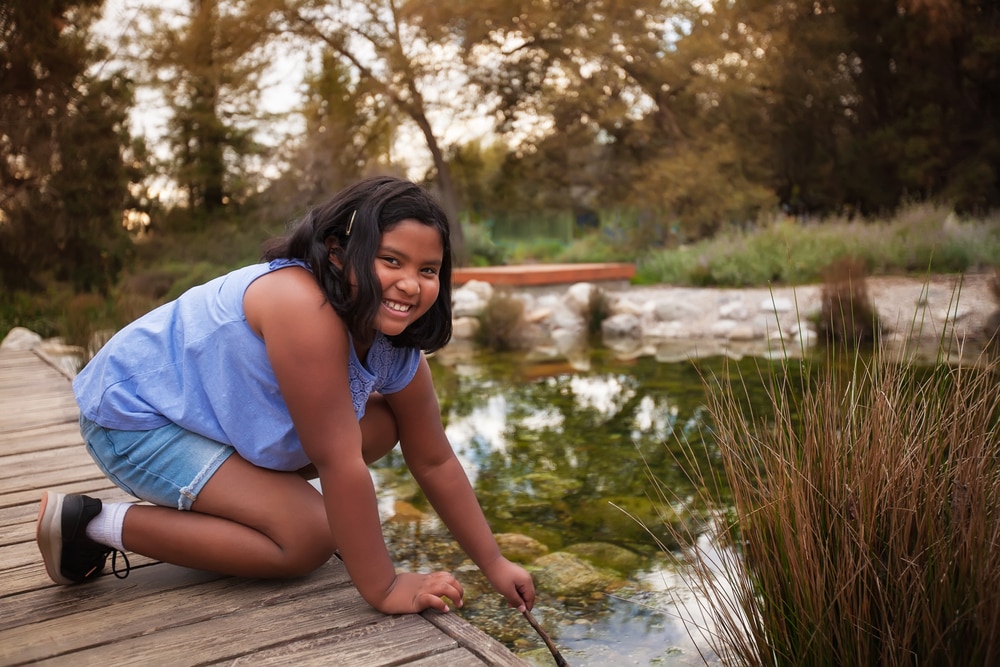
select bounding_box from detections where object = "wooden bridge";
[0,346,528,666]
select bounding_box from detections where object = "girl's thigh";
[81,416,234,510]
[193,453,332,552]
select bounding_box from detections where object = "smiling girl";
[36,176,535,615]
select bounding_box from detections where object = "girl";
[36,176,535,615]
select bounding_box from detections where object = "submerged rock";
[495,533,549,563]
[531,551,621,598]
[564,542,643,574]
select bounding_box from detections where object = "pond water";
[372,347,789,666]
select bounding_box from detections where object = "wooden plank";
[0,348,528,667]
[423,610,531,667]
[0,465,111,501]
[404,648,495,667]
[0,422,84,456]
[1,560,361,664]
[0,540,158,586]
[0,477,120,510]
[212,614,460,666]
[0,563,225,632]
[0,446,91,479]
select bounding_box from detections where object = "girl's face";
[372,218,443,337]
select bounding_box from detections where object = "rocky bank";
[4,273,998,370]
[446,273,999,364]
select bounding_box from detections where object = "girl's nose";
[397,273,419,295]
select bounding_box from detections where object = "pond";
[371,346,793,666]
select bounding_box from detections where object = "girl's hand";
[483,556,536,612]
[375,571,465,615]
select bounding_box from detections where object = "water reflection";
[372,349,781,664]
[429,350,723,553]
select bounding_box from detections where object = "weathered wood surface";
[0,348,527,666]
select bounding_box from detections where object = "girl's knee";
[278,535,336,577]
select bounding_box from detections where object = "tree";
[429,0,776,240]
[264,49,398,216]
[142,0,275,221]
[272,0,476,262]
[0,0,138,292]
[735,0,1000,216]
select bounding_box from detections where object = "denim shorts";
[80,415,235,510]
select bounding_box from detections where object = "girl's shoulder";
[244,261,341,338]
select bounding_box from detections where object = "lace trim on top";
[347,334,396,419]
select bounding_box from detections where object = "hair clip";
[346,210,356,237]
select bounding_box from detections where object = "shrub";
[815,257,881,344]
[985,268,1000,356]
[586,287,613,339]
[463,223,507,267]
[661,348,1000,666]
[476,291,527,351]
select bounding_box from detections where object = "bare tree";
[272,0,472,262]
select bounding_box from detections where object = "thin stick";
[522,609,570,667]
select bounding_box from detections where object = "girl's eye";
[421,267,439,276]
[380,256,400,266]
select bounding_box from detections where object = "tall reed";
[660,347,1000,666]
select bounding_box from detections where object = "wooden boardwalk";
[0,347,527,666]
[453,262,635,288]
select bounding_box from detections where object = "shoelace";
[111,549,131,579]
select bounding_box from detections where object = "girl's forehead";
[380,219,444,257]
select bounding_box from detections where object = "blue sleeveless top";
[73,259,422,470]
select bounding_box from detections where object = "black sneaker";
[36,491,130,584]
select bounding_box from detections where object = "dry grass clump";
[662,350,1000,666]
[985,268,1000,354]
[586,286,613,338]
[476,291,527,351]
[815,256,881,344]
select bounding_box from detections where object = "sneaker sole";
[36,491,74,585]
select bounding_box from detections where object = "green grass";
[635,205,1000,287]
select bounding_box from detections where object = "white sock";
[84,502,131,552]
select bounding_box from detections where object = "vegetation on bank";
[658,341,1000,666]
[2,204,998,350]
[634,205,1000,287]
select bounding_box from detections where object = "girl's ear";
[325,238,344,269]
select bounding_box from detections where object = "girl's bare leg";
[121,455,333,577]
[119,393,400,578]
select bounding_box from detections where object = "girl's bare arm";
[387,358,536,611]
[245,269,462,613]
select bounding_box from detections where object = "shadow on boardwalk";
[0,347,527,666]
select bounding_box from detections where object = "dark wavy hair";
[262,176,453,353]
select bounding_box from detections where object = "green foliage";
[501,238,568,264]
[637,206,1000,287]
[144,0,274,213]
[462,223,506,267]
[0,282,128,349]
[557,231,635,264]
[0,1,138,293]
[0,290,64,341]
